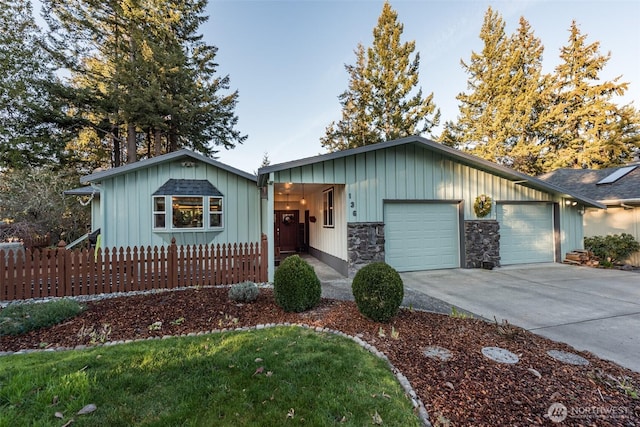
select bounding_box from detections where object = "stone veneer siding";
[347,222,385,277]
[464,220,500,268]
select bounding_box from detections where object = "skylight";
[596,166,637,185]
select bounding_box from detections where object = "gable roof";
[80,149,256,184]
[258,136,605,209]
[539,164,640,205]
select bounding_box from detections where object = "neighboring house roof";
[153,179,224,196]
[63,186,100,196]
[258,135,606,209]
[80,149,257,184]
[539,164,640,205]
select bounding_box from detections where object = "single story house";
[257,136,604,279]
[69,149,262,249]
[68,136,604,281]
[539,163,640,265]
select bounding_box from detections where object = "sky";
[200,0,640,174]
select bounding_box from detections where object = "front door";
[275,210,299,253]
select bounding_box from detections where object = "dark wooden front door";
[275,210,299,253]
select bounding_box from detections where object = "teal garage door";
[384,202,459,272]
[497,203,554,265]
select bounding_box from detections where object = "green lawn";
[0,326,421,426]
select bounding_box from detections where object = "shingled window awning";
[153,179,224,196]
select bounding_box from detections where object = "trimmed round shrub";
[351,262,404,323]
[228,281,260,303]
[273,255,321,312]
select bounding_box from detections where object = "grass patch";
[0,299,85,336]
[0,326,421,426]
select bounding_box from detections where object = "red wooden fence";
[0,235,268,301]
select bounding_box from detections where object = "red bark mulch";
[1,287,639,426]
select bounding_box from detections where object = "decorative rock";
[422,346,453,362]
[527,368,542,379]
[481,346,519,364]
[547,350,589,366]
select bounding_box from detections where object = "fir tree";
[43,0,246,167]
[448,7,509,161]
[0,0,67,168]
[321,1,439,152]
[446,7,551,175]
[544,21,639,169]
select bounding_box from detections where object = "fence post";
[260,233,268,283]
[56,240,71,297]
[169,237,178,287]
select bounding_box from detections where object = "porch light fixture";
[300,184,306,205]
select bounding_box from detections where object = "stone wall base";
[347,222,385,277]
[464,220,500,268]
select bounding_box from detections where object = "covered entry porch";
[269,182,349,277]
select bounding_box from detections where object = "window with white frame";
[323,187,334,227]
[152,179,224,231]
[153,196,167,228]
[209,196,223,227]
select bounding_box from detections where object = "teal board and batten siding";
[97,161,261,249]
[273,143,580,264]
[274,144,554,221]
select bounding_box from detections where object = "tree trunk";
[112,125,121,167]
[127,122,137,163]
[154,127,162,157]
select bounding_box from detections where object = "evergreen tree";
[0,0,67,168]
[447,7,509,161]
[544,21,639,169]
[43,0,246,167]
[446,8,551,174]
[498,17,550,175]
[321,1,439,152]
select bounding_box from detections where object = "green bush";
[0,299,85,336]
[584,233,640,265]
[351,262,404,323]
[228,281,260,303]
[273,255,321,312]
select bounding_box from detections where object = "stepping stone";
[422,346,453,361]
[481,346,519,364]
[547,349,589,366]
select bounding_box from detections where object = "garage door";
[384,202,459,272]
[497,203,554,265]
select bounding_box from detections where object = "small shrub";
[0,299,85,336]
[351,262,404,323]
[273,255,321,312]
[228,281,260,303]
[584,233,640,265]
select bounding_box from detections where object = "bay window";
[152,179,224,231]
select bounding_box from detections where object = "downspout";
[267,173,275,282]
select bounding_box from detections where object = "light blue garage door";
[384,202,460,272]
[497,203,554,265]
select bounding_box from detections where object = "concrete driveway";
[400,264,640,373]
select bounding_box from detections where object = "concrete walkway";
[401,264,640,373]
[307,256,640,373]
